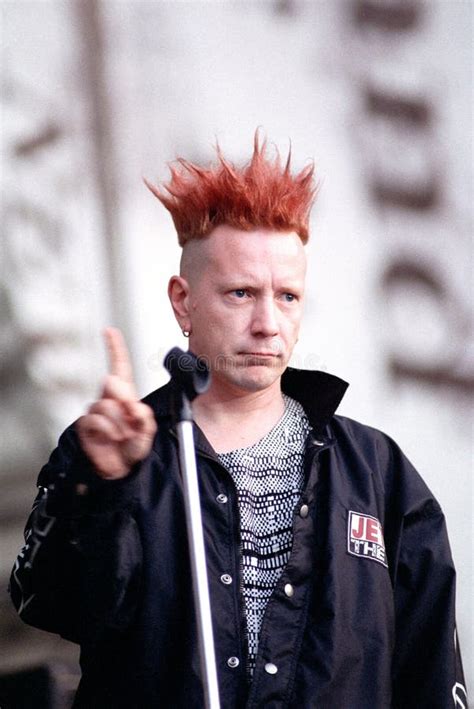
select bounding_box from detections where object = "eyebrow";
[222,279,304,293]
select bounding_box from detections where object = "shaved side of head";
[179,238,210,288]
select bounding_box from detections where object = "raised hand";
[76,327,157,479]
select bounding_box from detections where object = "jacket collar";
[144,367,348,438]
[281,367,348,434]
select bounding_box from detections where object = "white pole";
[176,419,221,709]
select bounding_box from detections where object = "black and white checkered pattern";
[218,395,310,677]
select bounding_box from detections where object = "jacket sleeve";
[9,424,143,645]
[386,443,468,708]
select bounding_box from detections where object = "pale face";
[170,225,307,395]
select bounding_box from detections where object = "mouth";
[238,352,281,365]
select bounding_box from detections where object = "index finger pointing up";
[104,327,135,385]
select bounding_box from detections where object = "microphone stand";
[164,348,220,709]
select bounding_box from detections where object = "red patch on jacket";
[347,511,388,568]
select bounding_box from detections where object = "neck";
[192,378,285,453]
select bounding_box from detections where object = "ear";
[168,275,191,332]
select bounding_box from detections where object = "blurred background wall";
[1,0,472,702]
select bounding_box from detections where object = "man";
[10,135,466,707]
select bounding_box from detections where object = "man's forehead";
[184,226,304,262]
[180,227,306,288]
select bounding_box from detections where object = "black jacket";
[10,368,467,708]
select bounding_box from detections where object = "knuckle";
[88,401,102,415]
[93,399,117,416]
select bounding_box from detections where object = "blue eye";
[284,293,295,302]
[233,289,247,298]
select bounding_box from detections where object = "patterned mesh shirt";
[217,395,311,678]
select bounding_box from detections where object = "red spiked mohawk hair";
[145,132,317,246]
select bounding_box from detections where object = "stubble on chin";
[227,359,286,392]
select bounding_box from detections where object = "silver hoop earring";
[182,330,190,338]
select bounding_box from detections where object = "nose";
[250,297,279,338]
